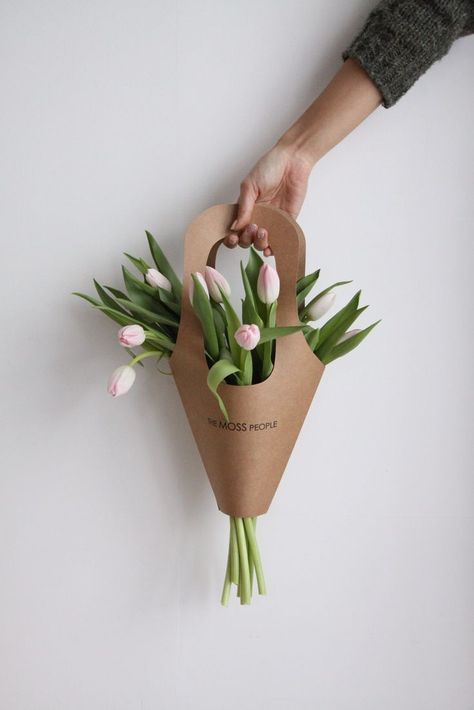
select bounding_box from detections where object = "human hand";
[224,142,313,256]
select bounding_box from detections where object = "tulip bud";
[204,265,231,302]
[189,272,209,305]
[257,263,280,304]
[234,324,260,350]
[337,328,361,344]
[306,291,336,321]
[107,365,136,397]
[117,324,146,347]
[145,268,172,292]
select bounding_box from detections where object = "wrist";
[276,124,325,169]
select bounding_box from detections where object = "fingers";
[253,226,269,252]
[231,179,256,232]
[239,223,258,248]
[223,232,239,249]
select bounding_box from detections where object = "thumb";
[231,179,257,231]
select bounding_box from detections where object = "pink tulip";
[189,272,209,304]
[107,365,136,397]
[145,268,172,292]
[257,263,280,304]
[117,324,146,347]
[337,329,361,344]
[204,265,231,302]
[234,324,261,350]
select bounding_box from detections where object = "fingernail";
[248,223,258,234]
[257,227,266,239]
[230,219,238,230]
[228,233,238,246]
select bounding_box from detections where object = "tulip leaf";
[92,304,150,329]
[315,291,369,361]
[191,274,220,361]
[122,266,179,322]
[304,326,320,351]
[296,269,321,306]
[321,320,381,364]
[93,279,130,315]
[116,298,178,328]
[146,231,182,302]
[244,247,266,320]
[240,261,264,329]
[104,286,130,301]
[72,292,102,308]
[124,253,151,276]
[207,359,240,422]
[258,324,306,344]
[218,285,242,367]
[299,280,352,320]
[142,329,175,353]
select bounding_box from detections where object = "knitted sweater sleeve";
[342,0,474,107]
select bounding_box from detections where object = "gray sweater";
[343,0,474,107]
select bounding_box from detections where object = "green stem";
[235,517,251,604]
[127,349,163,367]
[220,545,231,607]
[229,517,239,586]
[243,517,266,595]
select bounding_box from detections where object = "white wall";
[1,1,473,708]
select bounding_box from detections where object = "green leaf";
[191,274,219,360]
[218,285,242,367]
[207,359,240,422]
[122,266,179,322]
[261,302,276,378]
[321,320,380,364]
[299,280,352,320]
[296,269,320,306]
[258,324,306,344]
[92,304,150,328]
[116,298,178,327]
[104,286,130,301]
[142,329,175,353]
[211,302,228,350]
[315,291,368,361]
[72,292,102,307]
[305,327,320,351]
[156,286,181,316]
[93,279,130,315]
[240,349,253,385]
[124,253,151,276]
[240,260,264,329]
[146,231,182,302]
[245,247,266,320]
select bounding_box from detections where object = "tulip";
[337,328,361,345]
[234,324,260,351]
[145,268,172,292]
[107,365,136,397]
[257,263,280,304]
[117,324,146,347]
[204,265,231,303]
[306,291,336,321]
[189,271,209,305]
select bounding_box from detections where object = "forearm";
[277,58,382,167]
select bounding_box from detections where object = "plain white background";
[1,1,473,708]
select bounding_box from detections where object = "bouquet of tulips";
[74,230,379,605]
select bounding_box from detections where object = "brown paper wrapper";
[169,203,324,517]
